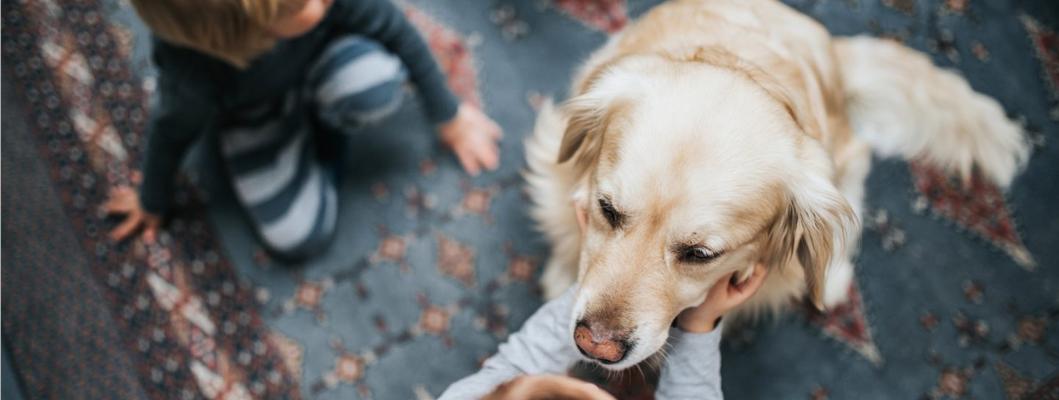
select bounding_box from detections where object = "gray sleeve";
[655,325,725,400]
[439,288,581,400]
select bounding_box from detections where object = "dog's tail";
[523,100,581,299]
[835,36,1030,187]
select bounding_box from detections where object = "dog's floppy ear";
[765,173,857,310]
[557,94,630,172]
[557,96,603,163]
[558,55,640,166]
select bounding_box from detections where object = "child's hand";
[676,263,769,333]
[438,103,503,176]
[104,185,162,243]
[484,375,616,400]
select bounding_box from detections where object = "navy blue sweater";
[138,0,459,214]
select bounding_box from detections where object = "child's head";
[131,0,332,68]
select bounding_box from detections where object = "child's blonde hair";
[130,0,306,68]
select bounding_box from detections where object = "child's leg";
[219,95,338,261]
[306,35,408,131]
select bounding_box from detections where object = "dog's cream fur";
[525,0,1029,370]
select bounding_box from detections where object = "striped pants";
[219,36,406,260]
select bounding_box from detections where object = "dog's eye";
[680,246,719,263]
[598,198,622,228]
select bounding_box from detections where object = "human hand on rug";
[439,103,503,176]
[104,185,162,243]
[676,262,770,333]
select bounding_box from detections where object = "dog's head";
[559,50,857,369]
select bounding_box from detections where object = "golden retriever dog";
[524,0,1030,369]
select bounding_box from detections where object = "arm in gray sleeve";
[439,288,582,400]
[655,325,725,400]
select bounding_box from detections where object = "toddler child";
[106,0,502,260]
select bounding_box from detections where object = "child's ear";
[574,202,588,235]
[572,187,589,235]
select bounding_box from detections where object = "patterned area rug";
[2,0,1057,399]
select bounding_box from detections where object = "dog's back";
[526,0,1030,315]
[527,0,861,304]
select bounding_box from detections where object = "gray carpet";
[2,0,1057,399]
